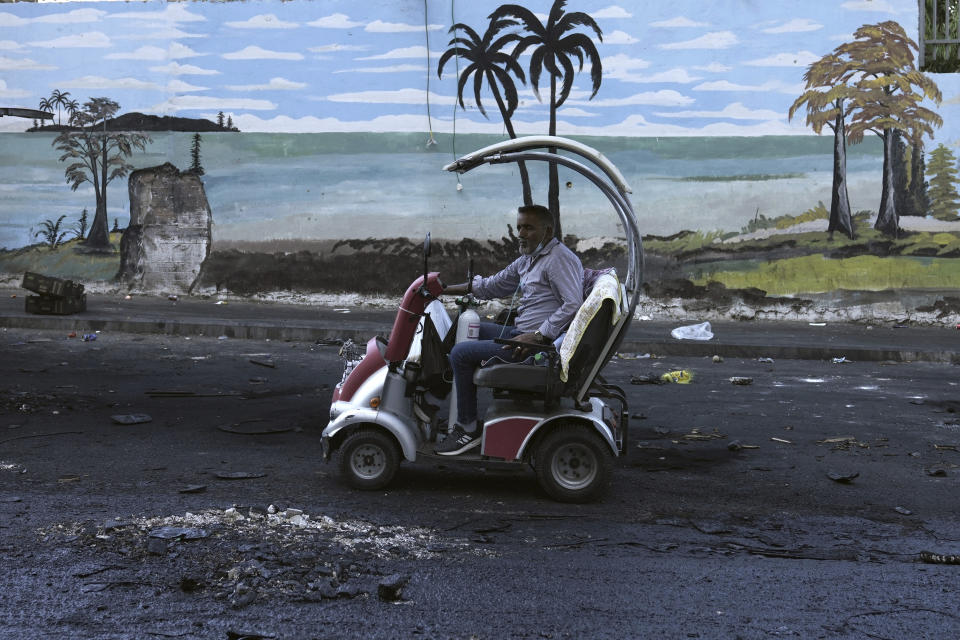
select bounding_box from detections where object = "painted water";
[0,132,883,251]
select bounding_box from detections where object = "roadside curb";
[2,310,959,364]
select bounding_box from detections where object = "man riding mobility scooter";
[321,136,643,502]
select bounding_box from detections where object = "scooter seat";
[474,362,551,393]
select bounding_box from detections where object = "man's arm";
[443,282,470,295]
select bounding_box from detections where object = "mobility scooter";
[321,136,643,502]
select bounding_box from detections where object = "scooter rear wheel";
[338,427,401,490]
[535,424,612,503]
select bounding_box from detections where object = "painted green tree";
[189,133,204,176]
[842,22,942,237]
[53,98,150,248]
[927,143,960,220]
[908,138,931,217]
[489,0,602,239]
[439,18,531,205]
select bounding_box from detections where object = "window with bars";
[921,0,960,71]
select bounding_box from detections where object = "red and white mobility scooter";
[321,136,643,502]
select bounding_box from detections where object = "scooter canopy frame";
[443,135,644,363]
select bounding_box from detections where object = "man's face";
[516,211,551,255]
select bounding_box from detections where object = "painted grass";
[0,235,121,283]
[693,254,960,295]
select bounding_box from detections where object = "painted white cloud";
[61,75,158,91]
[0,12,26,27]
[655,102,783,120]
[745,51,820,67]
[761,18,823,34]
[107,4,205,24]
[557,107,598,117]
[694,79,806,95]
[661,31,738,49]
[650,16,709,28]
[166,80,208,93]
[619,68,703,84]
[150,95,277,114]
[28,32,112,49]
[603,30,639,45]
[150,62,220,76]
[105,43,203,61]
[309,44,368,53]
[226,14,298,30]
[226,77,307,91]
[334,64,425,74]
[0,79,28,99]
[570,89,695,107]
[222,46,304,61]
[0,40,22,51]
[694,63,732,72]
[841,0,897,12]
[0,56,56,71]
[592,6,633,19]
[227,110,809,136]
[33,9,107,25]
[326,88,457,106]
[560,113,808,138]
[358,46,444,60]
[365,20,443,33]
[113,28,204,41]
[601,53,651,80]
[308,14,365,29]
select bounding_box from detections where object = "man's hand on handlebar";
[503,332,545,358]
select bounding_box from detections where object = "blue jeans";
[449,322,522,429]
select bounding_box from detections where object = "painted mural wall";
[2,0,959,321]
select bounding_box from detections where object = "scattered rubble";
[38,505,487,609]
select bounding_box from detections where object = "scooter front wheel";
[338,427,401,490]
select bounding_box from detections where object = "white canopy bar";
[442,135,633,194]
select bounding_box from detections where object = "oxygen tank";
[448,300,480,431]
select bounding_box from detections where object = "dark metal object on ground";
[21,272,87,315]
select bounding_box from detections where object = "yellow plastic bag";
[660,369,693,384]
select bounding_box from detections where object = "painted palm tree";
[789,52,861,239]
[38,97,53,126]
[65,98,80,125]
[438,19,532,205]
[490,0,602,238]
[49,89,71,127]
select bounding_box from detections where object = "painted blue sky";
[2,0,958,142]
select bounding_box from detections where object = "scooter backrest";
[564,298,616,392]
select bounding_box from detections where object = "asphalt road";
[2,327,960,639]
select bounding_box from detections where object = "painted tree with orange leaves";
[842,22,942,237]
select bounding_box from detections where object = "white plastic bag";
[671,321,713,341]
